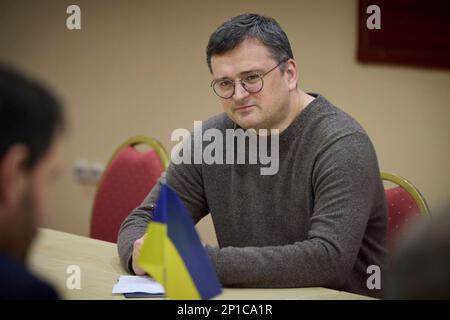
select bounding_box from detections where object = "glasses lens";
[212,74,264,99]
[242,74,263,93]
[213,80,234,99]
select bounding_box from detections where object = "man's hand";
[132,235,146,275]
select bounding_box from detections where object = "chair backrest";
[381,172,429,252]
[90,136,169,243]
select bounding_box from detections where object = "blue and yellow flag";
[137,182,222,300]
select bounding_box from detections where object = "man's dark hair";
[206,13,294,73]
[0,66,64,169]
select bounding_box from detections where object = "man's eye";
[218,80,233,87]
[244,74,261,82]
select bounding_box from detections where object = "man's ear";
[0,144,29,208]
[284,59,298,91]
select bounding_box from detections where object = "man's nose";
[233,81,250,101]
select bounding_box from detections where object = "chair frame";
[107,136,169,170]
[381,172,430,216]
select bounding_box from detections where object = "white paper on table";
[112,275,165,295]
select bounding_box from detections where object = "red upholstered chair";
[382,172,430,252]
[90,136,169,243]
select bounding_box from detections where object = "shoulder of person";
[307,94,370,144]
[0,254,59,300]
[201,113,235,132]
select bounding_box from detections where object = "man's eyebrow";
[213,76,231,81]
[239,68,263,75]
[214,69,262,81]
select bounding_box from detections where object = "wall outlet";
[74,160,104,184]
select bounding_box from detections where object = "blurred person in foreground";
[0,66,64,299]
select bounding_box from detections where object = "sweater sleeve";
[205,132,384,289]
[117,156,209,273]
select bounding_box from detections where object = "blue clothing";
[0,253,58,300]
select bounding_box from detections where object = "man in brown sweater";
[118,13,387,298]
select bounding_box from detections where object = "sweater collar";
[278,93,324,148]
[225,93,326,148]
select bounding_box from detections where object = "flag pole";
[163,250,167,300]
[161,171,168,300]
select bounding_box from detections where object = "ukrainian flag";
[137,182,222,300]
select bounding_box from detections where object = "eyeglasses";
[210,60,287,99]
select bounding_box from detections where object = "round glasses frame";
[210,60,287,99]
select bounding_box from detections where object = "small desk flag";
[137,182,222,299]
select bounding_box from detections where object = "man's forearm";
[117,181,162,272]
[117,207,152,272]
[205,238,350,289]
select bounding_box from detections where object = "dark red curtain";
[358,0,450,70]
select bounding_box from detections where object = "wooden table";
[29,228,373,300]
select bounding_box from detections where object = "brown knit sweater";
[118,93,388,298]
